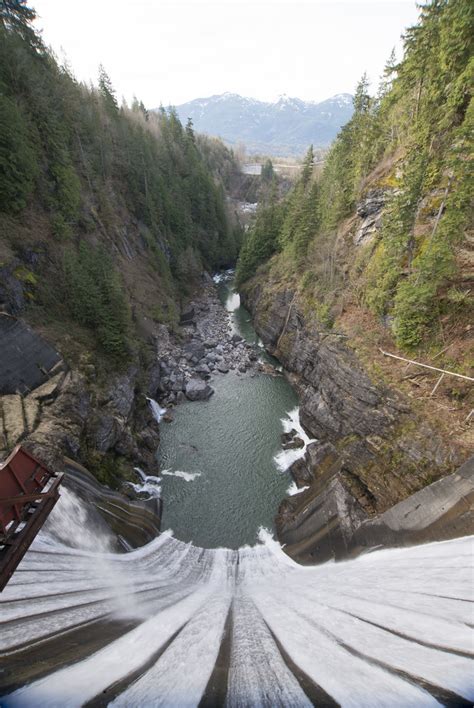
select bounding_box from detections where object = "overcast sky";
[32,0,421,108]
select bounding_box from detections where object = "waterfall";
[1,490,472,707]
[128,467,162,499]
[275,406,316,474]
[147,396,167,423]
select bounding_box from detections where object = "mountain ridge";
[162,92,354,156]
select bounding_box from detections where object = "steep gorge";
[242,280,473,562]
[0,2,473,703]
[236,0,473,561]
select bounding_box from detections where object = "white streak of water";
[162,469,202,482]
[128,466,162,499]
[274,406,316,473]
[287,481,310,496]
[147,396,167,423]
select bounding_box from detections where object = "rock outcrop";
[0,316,162,486]
[241,280,467,562]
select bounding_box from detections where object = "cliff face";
[241,280,471,562]
[0,313,164,489]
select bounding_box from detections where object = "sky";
[32,0,422,108]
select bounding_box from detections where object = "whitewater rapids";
[0,490,473,707]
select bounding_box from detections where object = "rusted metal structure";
[0,446,62,591]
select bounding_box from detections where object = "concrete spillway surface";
[0,489,473,707]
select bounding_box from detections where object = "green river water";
[158,276,299,548]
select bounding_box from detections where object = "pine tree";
[0,0,41,48]
[98,64,118,114]
[261,158,274,182]
[301,145,314,186]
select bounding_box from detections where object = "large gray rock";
[185,377,214,401]
[184,341,205,361]
[356,188,387,218]
[89,414,124,453]
[106,367,138,418]
[180,305,195,325]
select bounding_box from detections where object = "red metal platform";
[0,446,62,591]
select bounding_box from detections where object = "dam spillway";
[0,489,473,708]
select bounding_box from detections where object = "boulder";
[185,377,214,401]
[217,363,229,374]
[31,372,64,403]
[184,341,205,361]
[281,430,305,450]
[170,374,185,392]
[180,306,195,326]
[282,436,305,450]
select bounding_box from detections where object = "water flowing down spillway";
[0,493,473,707]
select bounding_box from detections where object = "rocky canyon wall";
[241,281,473,563]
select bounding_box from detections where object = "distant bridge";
[242,161,325,177]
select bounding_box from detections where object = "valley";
[0,0,473,705]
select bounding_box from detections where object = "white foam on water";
[128,466,162,499]
[287,481,310,496]
[225,291,240,311]
[274,406,316,473]
[212,268,235,284]
[147,396,167,423]
[162,469,202,482]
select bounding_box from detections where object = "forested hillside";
[0,1,241,361]
[237,0,473,361]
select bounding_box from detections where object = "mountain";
[170,93,354,156]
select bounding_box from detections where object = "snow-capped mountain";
[164,93,354,156]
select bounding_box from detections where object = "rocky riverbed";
[155,277,270,410]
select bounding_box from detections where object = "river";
[1,276,473,706]
[159,274,300,548]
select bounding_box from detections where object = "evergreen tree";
[98,64,118,114]
[261,158,274,182]
[235,185,283,286]
[0,0,40,47]
[301,145,314,187]
[0,94,38,211]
